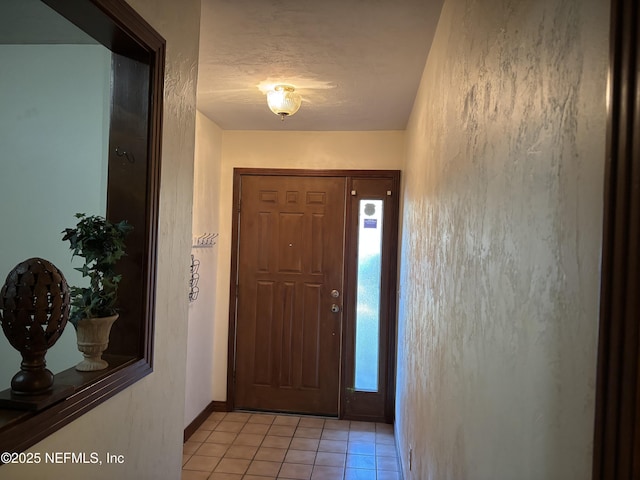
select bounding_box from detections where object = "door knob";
[331,289,340,298]
[331,304,341,313]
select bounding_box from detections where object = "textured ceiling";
[197,0,444,131]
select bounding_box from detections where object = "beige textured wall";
[396,0,608,479]
[211,130,404,400]
[1,1,200,478]
[185,112,222,426]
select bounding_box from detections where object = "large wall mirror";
[0,0,164,453]
[0,0,111,388]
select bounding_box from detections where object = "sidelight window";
[354,199,383,392]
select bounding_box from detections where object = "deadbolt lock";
[331,304,341,313]
[331,289,340,298]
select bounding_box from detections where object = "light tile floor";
[182,412,401,480]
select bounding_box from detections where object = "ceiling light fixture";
[267,85,301,120]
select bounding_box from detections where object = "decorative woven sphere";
[0,258,70,357]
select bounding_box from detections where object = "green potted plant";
[62,213,132,371]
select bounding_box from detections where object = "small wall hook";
[193,232,219,247]
[115,146,135,164]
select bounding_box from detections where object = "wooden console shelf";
[0,355,149,454]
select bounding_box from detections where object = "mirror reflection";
[0,0,112,386]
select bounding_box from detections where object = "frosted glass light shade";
[267,85,301,119]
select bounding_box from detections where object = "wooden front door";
[234,175,346,415]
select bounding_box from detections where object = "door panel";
[235,175,346,415]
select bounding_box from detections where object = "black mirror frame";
[0,0,164,454]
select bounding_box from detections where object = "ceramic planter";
[75,314,118,371]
